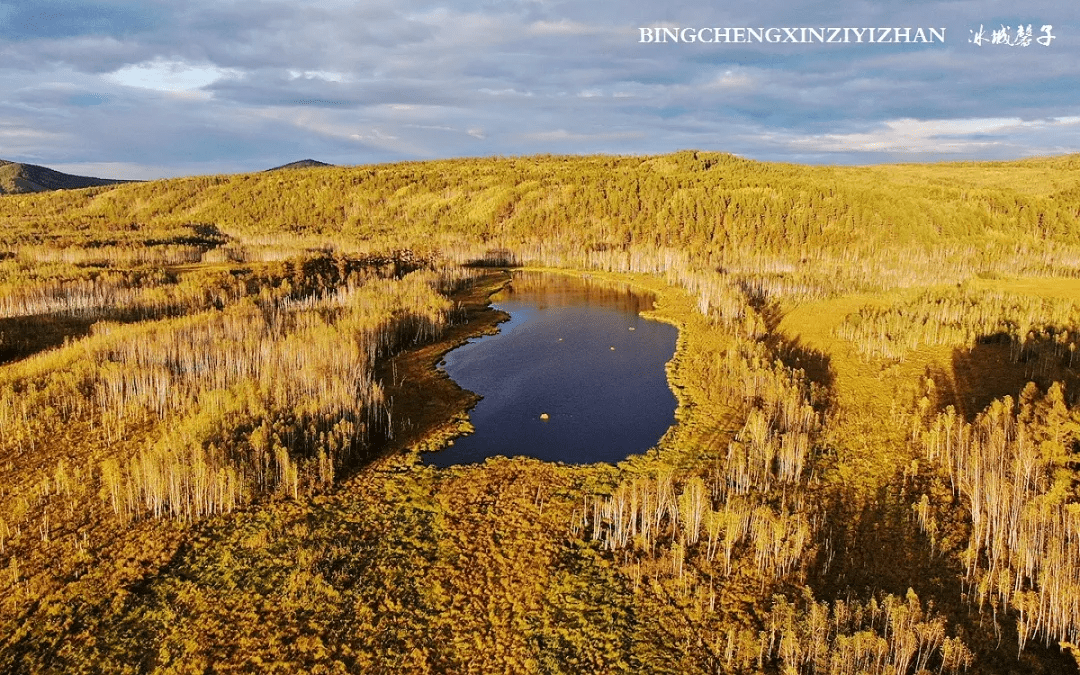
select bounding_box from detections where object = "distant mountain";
[265,159,335,171]
[0,160,129,195]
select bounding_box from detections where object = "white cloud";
[252,107,364,140]
[788,118,1026,154]
[0,125,67,141]
[479,88,534,97]
[527,20,600,36]
[287,69,349,83]
[524,129,645,142]
[703,69,753,89]
[106,60,241,92]
[406,10,516,48]
[0,122,70,156]
[249,106,442,156]
[48,161,177,180]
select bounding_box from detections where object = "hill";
[5,151,1080,289]
[0,159,128,195]
[265,158,334,171]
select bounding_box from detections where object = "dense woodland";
[1,152,1080,672]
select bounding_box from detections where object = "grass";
[4,151,1080,672]
[379,270,512,456]
[778,277,1080,494]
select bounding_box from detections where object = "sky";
[0,0,1078,179]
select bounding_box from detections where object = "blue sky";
[0,0,1077,178]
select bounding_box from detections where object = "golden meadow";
[1,152,1080,673]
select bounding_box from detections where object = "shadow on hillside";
[806,330,1080,673]
[811,482,962,606]
[951,340,1035,420]
[800,331,1080,672]
[0,314,97,364]
[0,305,192,365]
[810,479,1079,674]
[776,335,834,409]
[462,249,522,268]
[932,337,1080,422]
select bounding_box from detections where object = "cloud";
[48,160,188,180]
[0,0,1077,174]
[524,129,646,142]
[0,121,69,142]
[788,118,1020,154]
[287,70,350,83]
[106,59,241,92]
[0,119,71,159]
[702,69,753,89]
[775,115,1080,162]
[0,0,162,41]
[527,20,603,36]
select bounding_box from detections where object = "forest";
[1,151,1080,672]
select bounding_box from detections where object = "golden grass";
[970,275,1080,301]
[6,151,1080,671]
[777,276,1080,495]
[379,271,511,456]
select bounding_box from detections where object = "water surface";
[425,272,678,466]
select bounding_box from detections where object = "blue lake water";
[424,272,679,466]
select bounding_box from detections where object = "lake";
[424,272,679,466]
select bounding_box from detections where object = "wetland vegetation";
[1,151,1080,672]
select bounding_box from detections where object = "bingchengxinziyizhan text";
[637,27,948,43]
